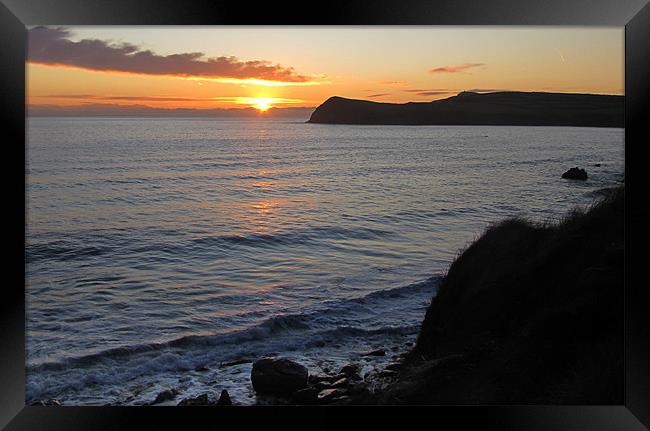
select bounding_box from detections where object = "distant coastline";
[308,91,624,127]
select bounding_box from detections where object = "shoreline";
[28,278,440,406]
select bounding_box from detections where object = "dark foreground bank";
[366,186,624,404]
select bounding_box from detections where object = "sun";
[252,98,273,112]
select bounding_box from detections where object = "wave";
[26,225,400,263]
[26,242,108,263]
[27,276,440,374]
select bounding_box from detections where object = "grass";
[376,187,624,404]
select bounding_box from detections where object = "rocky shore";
[131,347,410,406]
[239,185,624,405]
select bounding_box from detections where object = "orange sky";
[27,26,624,112]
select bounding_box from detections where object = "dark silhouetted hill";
[308,92,624,127]
[373,187,624,404]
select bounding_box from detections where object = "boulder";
[315,380,335,390]
[152,389,177,404]
[308,374,335,384]
[562,167,588,180]
[251,358,308,396]
[317,388,346,403]
[291,388,320,405]
[338,364,361,378]
[177,394,210,406]
[216,389,232,406]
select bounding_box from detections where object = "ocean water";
[26,117,624,405]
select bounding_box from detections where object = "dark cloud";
[464,88,506,93]
[429,63,485,73]
[404,89,452,96]
[414,91,451,96]
[28,27,311,83]
[404,88,450,93]
[403,88,507,96]
[367,93,390,98]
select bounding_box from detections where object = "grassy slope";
[376,187,624,404]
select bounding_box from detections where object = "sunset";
[27,26,623,114]
[26,26,625,407]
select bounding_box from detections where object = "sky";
[27,26,624,113]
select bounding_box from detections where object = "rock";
[331,377,349,388]
[308,374,334,384]
[362,349,386,357]
[251,358,308,396]
[385,363,403,372]
[216,389,232,406]
[29,399,61,406]
[220,358,251,368]
[317,388,346,403]
[194,365,209,372]
[562,167,588,180]
[346,383,368,396]
[152,389,177,404]
[338,364,361,377]
[378,370,398,378]
[329,373,347,381]
[330,395,353,405]
[594,163,602,167]
[315,381,335,390]
[291,388,320,405]
[177,394,210,406]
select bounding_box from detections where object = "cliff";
[307,92,624,127]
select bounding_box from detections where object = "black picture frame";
[2,0,648,429]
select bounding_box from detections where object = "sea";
[25,117,624,405]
